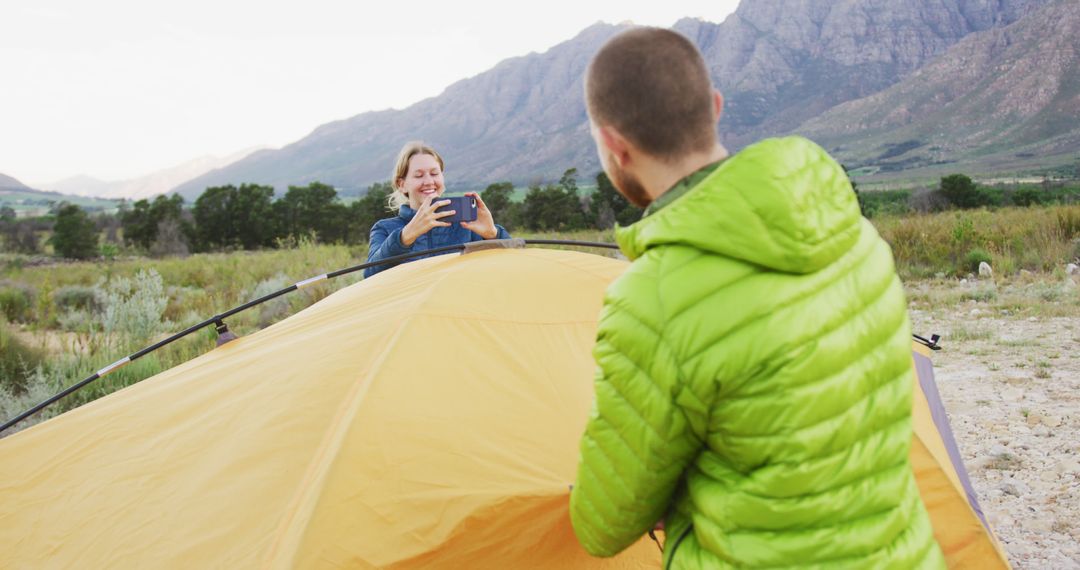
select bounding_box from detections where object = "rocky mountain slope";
[0,173,34,192]
[797,0,1080,176]
[173,0,1061,196]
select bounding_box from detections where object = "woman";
[364,142,510,278]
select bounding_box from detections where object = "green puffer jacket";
[570,137,945,569]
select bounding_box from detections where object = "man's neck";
[641,144,729,202]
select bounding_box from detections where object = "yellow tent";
[0,248,1008,568]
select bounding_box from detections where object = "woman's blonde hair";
[387,141,445,211]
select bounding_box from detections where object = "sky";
[0,0,741,185]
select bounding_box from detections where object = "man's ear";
[597,125,632,168]
[713,90,724,124]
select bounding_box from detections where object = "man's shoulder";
[607,244,699,300]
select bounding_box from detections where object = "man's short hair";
[586,27,716,161]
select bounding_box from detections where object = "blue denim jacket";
[364,205,511,278]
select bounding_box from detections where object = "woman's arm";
[363,221,412,278]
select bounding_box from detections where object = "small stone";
[1041,415,1062,428]
[989,513,1015,528]
[1067,263,1079,275]
[990,444,1011,456]
[960,278,968,284]
[1026,519,1054,533]
[1028,317,1038,322]
[1001,478,1030,496]
[969,308,983,316]
[1026,413,1042,427]
[979,261,993,277]
[1054,459,1080,474]
[1002,388,1025,402]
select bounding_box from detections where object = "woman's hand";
[401,195,454,246]
[461,192,499,239]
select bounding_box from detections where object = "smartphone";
[432,196,478,223]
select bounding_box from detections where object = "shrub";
[248,273,292,327]
[57,309,95,334]
[99,242,119,260]
[0,286,34,323]
[149,218,190,258]
[0,319,45,393]
[53,285,102,313]
[1058,207,1080,240]
[909,188,950,214]
[49,204,99,259]
[99,269,170,349]
[0,365,59,434]
[1012,187,1043,207]
[964,248,993,273]
[940,174,989,209]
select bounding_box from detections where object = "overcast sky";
[0,0,740,184]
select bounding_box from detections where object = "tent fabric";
[0,248,1007,568]
[910,344,1011,568]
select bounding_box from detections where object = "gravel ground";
[909,276,1080,569]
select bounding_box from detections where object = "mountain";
[0,173,118,217]
[797,0,1080,178]
[0,173,35,192]
[41,147,264,201]
[174,0,1062,195]
[42,175,113,198]
[681,0,1049,146]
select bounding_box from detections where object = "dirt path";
[909,276,1080,568]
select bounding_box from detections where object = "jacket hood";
[615,137,861,274]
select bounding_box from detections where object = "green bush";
[53,285,102,313]
[0,319,44,393]
[964,248,993,273]
[1012,188,1043,207]
[49,204,99,259]
[0,286,35,323]
[940,174,991,209]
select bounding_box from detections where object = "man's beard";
[608,162,651,208]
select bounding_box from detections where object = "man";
[569,28,945,569]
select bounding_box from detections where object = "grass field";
[1,204,1077,433]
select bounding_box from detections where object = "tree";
[481,182,521,230]
[349,182,393,243]
[231,184,275,249]
[121,194,190,251]
[49,204,99,259]
[557,168,587,230]
[149,218,190,257]
[521,169,590,231]
[0,219,41,254]
[273,182,348,243]
[940,174,986,209]
[193,184,275,251]
[120,198,155,250]
[589,172,642,229]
